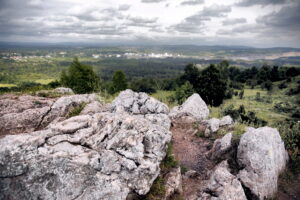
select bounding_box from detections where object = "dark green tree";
[112,70,128,93]
[180,64,200,88]
[172,81,194,104]
[197,64,228,106]
[60,57,99,94]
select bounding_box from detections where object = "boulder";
[237,127,289,199]
[169,93,209,120]
[111,89,169,114]
[53,87,74,94]
[211,133,232,160]
[0,91,172,200]
[164,167,183,200]
[199,160,247,200]
[219,115,233,127]
[204,118,220,137]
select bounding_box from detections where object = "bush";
[130,78,156,94]
[222,104,267,127]
[169,81,194,104]
[277,121,300,168]
[111,70,127,94]
[261,80,273,91]
[238,90,244,99]
[286,83,300,96]
[278,81,287,89]
[60,57,100,94]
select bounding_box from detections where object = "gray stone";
[0,91,172,200]
[219,115,233,127]
[111,89,169,114]
[169,93,209,120]
[53,87,74,94]
[199,160,247,200]
[204,118,220,137]
[80,101,104,115]
[237,127,289,200]
[164,167,183,200]
[211,133,232,160]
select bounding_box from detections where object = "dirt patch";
[170,118,216,199]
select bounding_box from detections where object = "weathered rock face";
[0,94,55,136]
[219,115,233,127]
[111,89,169,115]
[53,87,74,94]
[237,127,289,199]
[0,91,172,200]
[80,101,105,115]
[200,161,247,200]
[0,94,98,136]
[211,133,232,160]
[170,93,209,120]
[164,167,183,200]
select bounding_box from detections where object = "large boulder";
[170,93,209,120]
[111,89,169,115]
[237,127,289,199]
[219,115,233,127]
[0,91,172,200]
[199,160,247,200]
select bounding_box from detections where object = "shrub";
[238,90,244,99]
[169,81,194,104]
[60,57,100,94]
[130,78,156,94]
[111,70,127,94]
[66,103,87,118]
[278,81,287,89]
[145,176,166,200]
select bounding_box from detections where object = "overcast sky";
[0,0,299,47]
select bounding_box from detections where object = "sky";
[0,0,299,47]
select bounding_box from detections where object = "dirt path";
[170,119,215,199]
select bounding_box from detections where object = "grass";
[0,83,17,88]
[151,90,176,108]
[35,79,55,84]
[66,103,87,118]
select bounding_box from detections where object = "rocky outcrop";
[170,93,209,120]
[164,167,183,200]
[0,91,171,200]
[219,115,233,127]
[237,127,289,199]
[0,94,98,136]
[210,133,232,160]
[80,101,105,115]
[111,89,169,115]
[200,161,247,200]
[53,87,74,94]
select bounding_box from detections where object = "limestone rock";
[219,115,233,127]
[41,94,98,127]
[211,133,232,160]
[0,94,55,135]
[204,118,220,137]
[80,101,104,115]
[0,91,172,200]
[169,93,209,120]
[53,87,74,94]
[164,167,183,200]
[237,127,289,199]
[199,161,247,200]
[111,89,169,114]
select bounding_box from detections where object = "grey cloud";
[222,18,247,26]
[256,3,300,30]
[118,4,131,11]
[126,16,158,27]
[181,0,204,6]
[236,0,287,7]
[170,4,231,33]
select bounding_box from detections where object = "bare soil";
[170,119,216,199]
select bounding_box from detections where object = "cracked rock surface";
[0,94,98,136]
[0,90,171,200]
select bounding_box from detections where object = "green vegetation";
[66,103,87,118]
[111,70,127,93]
[160,143,178,170]
[144,176,166,200]
[60,58,100,94]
